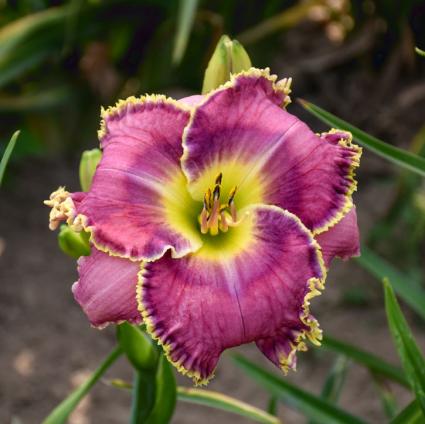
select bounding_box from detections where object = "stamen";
[198,174,239,236]
[213,184,220,200]
[206,188,212,209]
[200,206,209,234]
[228,186,238,222]
[215,172,223,185]
[219,212,229,232]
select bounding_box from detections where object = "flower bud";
[202,35,252,94]
[117,323,158,371]
[58,224,90,259]
[79,148,102,192]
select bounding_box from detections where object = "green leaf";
[384,279,425,413]
[320,356,349,403]
[0,6,71,59]
[177,386,280,424]
[298,99,425,177]
[0,86,71,112]
[117,323,158,371]
[356,246,425,321]
[309,356,348,424]
[0,130,20,186]
[41,346,122,424]
[145,356,177,424]
[237,0,319,44]
[233,355,367,424]
[415,47,425,57]
[267,396,278,416]
[321,335,408,387]
[372,376,398,419]
[172,0,199,64]
[391,400,425,424]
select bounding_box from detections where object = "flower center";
[198,173,238,236]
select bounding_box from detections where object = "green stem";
[130,370,156,424]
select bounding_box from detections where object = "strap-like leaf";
[298,99,425,177]
[177,386,280,424]
[321,336,408,387]
[384,279,425,414]
[233,354,368,424]
[356,246,425,321]
[172,0,199,64]
[0,130,20,186]
[391,400,425,424]
[41,346,122,424]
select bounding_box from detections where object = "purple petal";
[72,247,141,328]
[138,205,325,384]
[316,206,360,268]
[73,96,202,260]
[182,69,361,233]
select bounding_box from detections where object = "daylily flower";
[45,68,361,384]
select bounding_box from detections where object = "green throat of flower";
[199,173,239,236]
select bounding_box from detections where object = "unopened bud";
[79,148,102,192]
[117,323,158,371]
[202,35,252,94]
[58,225,90,259]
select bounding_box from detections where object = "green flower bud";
[202,35,252,94]
[58,224,90,259]
[79,148,102,192]
[117,323,158,371]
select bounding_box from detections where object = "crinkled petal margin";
[180,67,292,184]
[313,129,362,235]
[136,204,327,385]
[57,95,201,261]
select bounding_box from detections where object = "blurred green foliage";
[1,0,424,161]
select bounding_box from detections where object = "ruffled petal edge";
[313,129,362,235]
[136,204,327,385]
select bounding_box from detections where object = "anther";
[228,186,237,204]
[215,172,223,185]
[213,184,221,200]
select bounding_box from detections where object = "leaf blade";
[299,99,425,177]
[356,246,425,321]
[321,335,408,387]
[41,346,122,424]
[384,279,425,413]
[172,0,199,64]
[233,355,367,424]
[177,386,280,424]
[0,130,20,186]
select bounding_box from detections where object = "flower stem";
[130,369,156,424]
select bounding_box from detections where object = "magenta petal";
[138,205,325,384]
[72,247,141,328]
[182,69,361,233]
[73,96,202,260]
[316,206,360,268]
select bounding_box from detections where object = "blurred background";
[1,0,425,422]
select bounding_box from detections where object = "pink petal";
[138,205,325,384]
[72,247,142,328]
[182,69,361,234]
[316,206,360,268]
[74,96,202,261]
